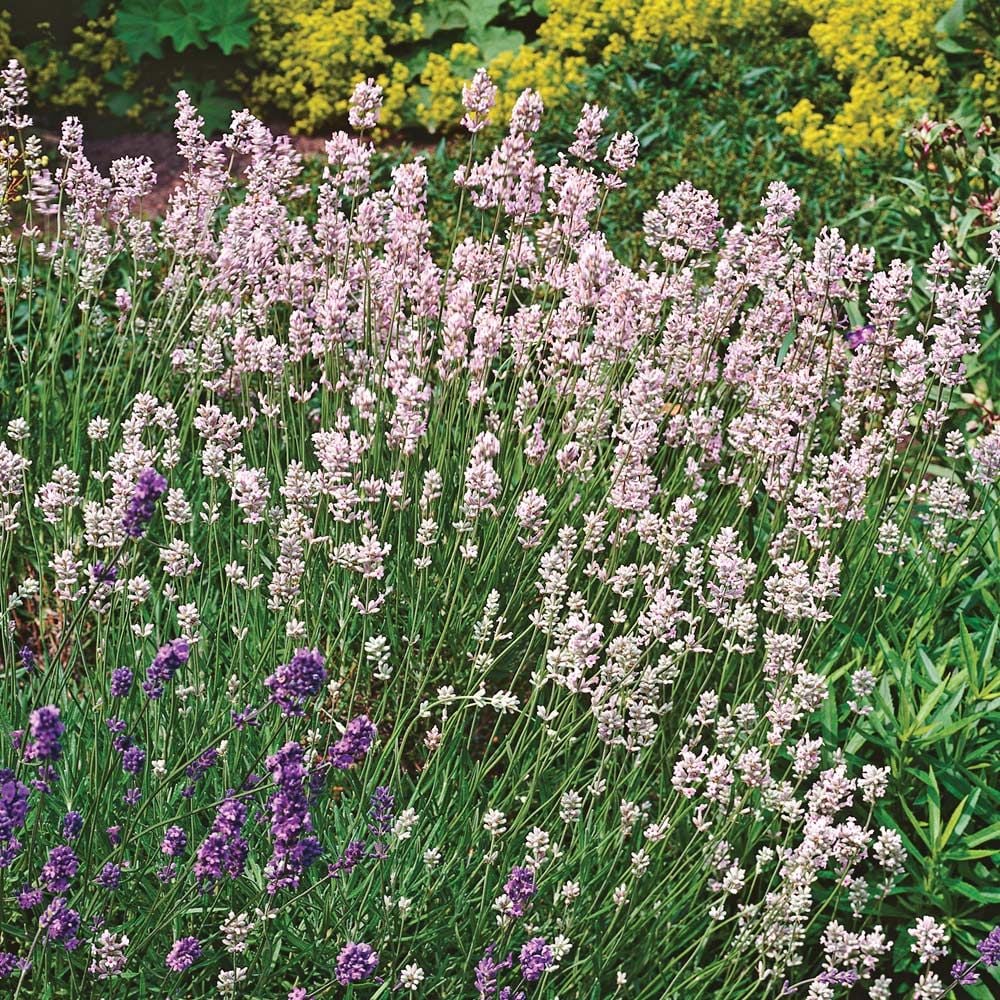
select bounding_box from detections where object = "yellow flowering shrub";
[11,16,124,115]
[968,52,1000,115]
[777,0,950,158]
[531,0,786,58]
[248,0,422,133]
[487,46,587,124]
[0,12,19,64]
[631,0,786,44]
[534,0,639,59]
[416,44,478,133]
[414,40,585,133]
[54,17,124,111]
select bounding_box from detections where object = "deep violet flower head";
[95,862,122,890]
[39,897,81,948]
[368,785,395,843]
[161,825,187,857]
[328,838,366,879]
[89,561,118,585]
[26,705,64,762]
[979,925,1000,966]
[1,769,31,843]
[518,938,554,982]
[951,960,980,985]
[265,648,327,716]
[335,941,379,985]
[17,886,42,909]
[0,951,26,977]
[143,638,190,699]
[121,745,146,774]
[61,811,83,840]
[164,936,201,973]
[328,715,377,769]
[18,645,34,672]
[503,866,536,917]
[122,467,167,538]
[845,324,874,350]
[185,747,219,781]
[475,945,514,997]
[40,844,79,893]
[109,667,133,698]
[265,742,321,894]
[193,796,249,887]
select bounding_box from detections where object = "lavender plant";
[1,58,999,998]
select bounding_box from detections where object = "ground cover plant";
[1,59,1000,999]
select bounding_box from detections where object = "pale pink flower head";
[0,59,31,129]
[606,131,639,174]
[569,103,608,161]
[510,89,544,135]
[348,77,383,131]
[461,68,498,134]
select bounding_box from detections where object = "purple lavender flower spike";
[0,769,30,868]
[503,866,536,917]
[164,936,201,972]
[335,941,379,985]
[122,467,167,538]
[265,648,327,716]
[40,844,78,892]
[109,667,133,698]
[474,945,513,997]
[329,715,377,769]
[143,638,190,699]
[518,937,554,982]
[978,925,1000,967]
[26,705,64,762]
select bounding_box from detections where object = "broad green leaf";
[115,0,166,60]
[197,0,256,54]
[157,0,209,52]
[105,90,141,118]
[473,26,525,63]
[463,0,503,32]
[937,36,971,52]
[935,0,968,36]
[420,1,472,36]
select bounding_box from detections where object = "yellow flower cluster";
[777,0,950,158]
[248,0,421,133]
[410,0,781,133]
[2,15,123,116]
[415,42,586,133]
[47,16,124,111]
[531,0,781,56]
[968,52,1000,115]
[0,11,18,64]
[630,0,784,45]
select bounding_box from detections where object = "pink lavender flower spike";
[164,936,201,972]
